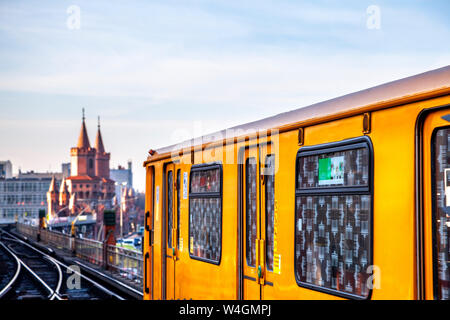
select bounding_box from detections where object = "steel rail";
[0,242,22,298]
[3,230,126,300]
[73,260,143,298]
[0,240,63,300]
[1,236,64,300]
[45,255,63,300]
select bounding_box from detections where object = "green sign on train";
[318,156,344,186]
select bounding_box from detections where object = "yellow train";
[142,66,450,300]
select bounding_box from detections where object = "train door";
[144,166,155,299]
[241,143,276,299]
[164,163,180,299]
[423,107,450,300]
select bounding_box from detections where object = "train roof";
[148,65,450,161]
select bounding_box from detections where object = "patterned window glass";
[432,128,450,300]
[246,158,257,267]
[297,148,369,189]
[190,168,220,193]
[295,142,372,299]
[265,155,275,271]
[189,165,222,263]
[177,170,181,248]
[167,171,173,249]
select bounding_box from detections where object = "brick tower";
[95,117,111,186]
[65,109,115,205]
[70,108,96,179]
[47,109,116,222]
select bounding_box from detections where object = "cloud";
[0,0,448,106]
[0,49,445,109]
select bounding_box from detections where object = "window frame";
[167,170,174,249]
[188,162,223,265]
[176,169,181,249]
[245,156,258,267]
[294,136,374,300]
[265,153,275,272]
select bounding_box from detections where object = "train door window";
[294,138,373,299]
[432,128,450,300]
[189,164,222,264]
[246,157,258,267]
[164,164,176,300]
[265,154,275,271]
[176,169,181,248]
[167,170,173,249]
[144,165,155,298]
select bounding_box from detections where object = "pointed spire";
[59,177,69,207]
[94,115,105,153]
[48,176,57,193]
[77,108,91,149]
[59,177,68,194]
[69,193,76,212]
[122,187,128,200]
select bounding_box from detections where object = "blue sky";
[0,0,449,191]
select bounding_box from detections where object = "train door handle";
[144,252,150,294]
[145,211,152,247]
[145,211,150,231]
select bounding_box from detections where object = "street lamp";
[115,181,127,240]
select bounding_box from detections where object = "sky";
[0,0,449,192]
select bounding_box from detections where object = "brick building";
[47,111,115,227]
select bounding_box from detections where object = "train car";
[142,66,450,300]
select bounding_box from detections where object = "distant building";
[0,160,12,179]
[62,163,71,177]
[17,171,64,180]
[46,111,115,238]
[111,161,133,203]
[0,173,62,225]
[118,187,145,238]
[48,111,115,218]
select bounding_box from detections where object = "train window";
[167,171,173,249]
[295,138,373,299]
[265,154,275,271]
[177,169,181,248]
[432,128,450,300]
[246,157,257,267]
[189,164,222,264]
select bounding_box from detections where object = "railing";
[14,223,143,288]
[75,237,104,267]
[41,229,72,251]
[17,223,38,241]
[106,245,143,285]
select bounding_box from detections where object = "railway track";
[0,229,127,300]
